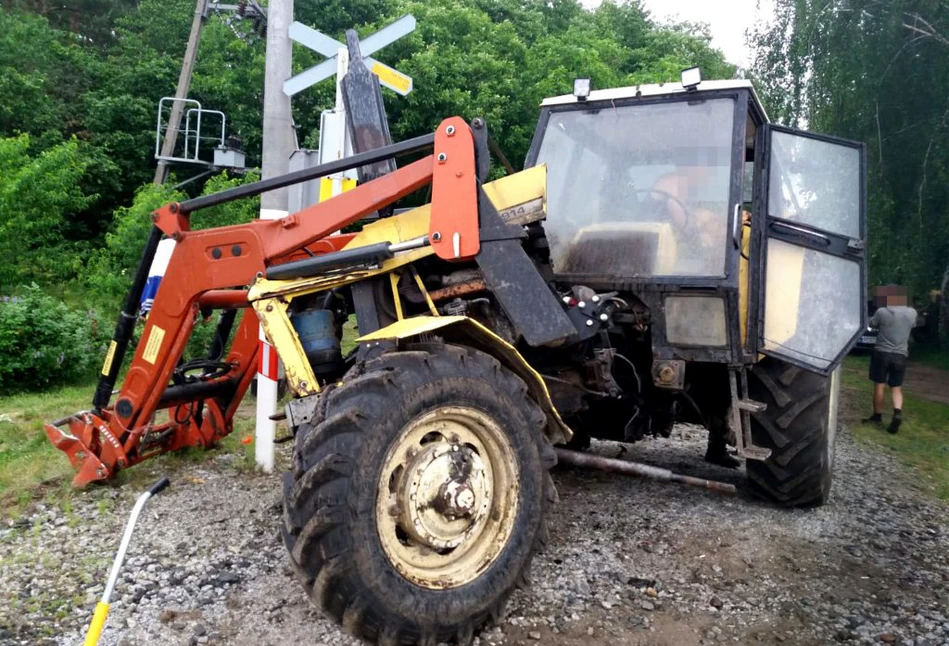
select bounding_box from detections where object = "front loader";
[47,74,867,645]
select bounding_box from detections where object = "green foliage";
[86,181,184,303]
[751,0,949,300]
[3,0,139,49]
[192,170,261,229]
[0,134,94,290]
[85,171,260,305]
[0,11,94,143]
[0,285,110,391]
[2,0,736,247]
[0,0,743,393]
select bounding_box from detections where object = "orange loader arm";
[46,117,479,487]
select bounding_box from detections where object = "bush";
[85,171,261,305]
[85,181,185,305]
[0,134,95,291]
[0,285,110,392]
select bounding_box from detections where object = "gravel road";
[1,422,947,646]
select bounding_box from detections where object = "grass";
[2,341,945,512]
[0,315,358,513]
[841,355,949,500]
[0,383,94,507]
[910,340,949,371]
[0,379,259,514]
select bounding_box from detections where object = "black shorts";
[869,350,906,387]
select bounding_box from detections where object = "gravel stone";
[0,424,946,645]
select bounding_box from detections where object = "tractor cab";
[525,73,868,374]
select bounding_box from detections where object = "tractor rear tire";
[281,343,556,645]
[746,357,840,507]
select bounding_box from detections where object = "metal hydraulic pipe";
[157,378,240,409]
[92,226,164,412]
[178,132,436,213]
[554,448,737,495]
[429,278,488,301]
[197,289,250,309]
[264,235,430,280]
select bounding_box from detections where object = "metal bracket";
[652,359,685,390]
[286,393,320,428]
[479,226,527,243]
[728,367,772,460]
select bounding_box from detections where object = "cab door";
[756,125,867,375]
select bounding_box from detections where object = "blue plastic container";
[291,309,342,373]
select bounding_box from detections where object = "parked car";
[853,300,878,352]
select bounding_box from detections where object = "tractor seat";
[555,222,678,276]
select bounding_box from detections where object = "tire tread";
[282,342,555,644]
[746,357,835,507]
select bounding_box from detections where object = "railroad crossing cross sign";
[284,15,415,97]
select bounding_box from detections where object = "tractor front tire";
[746,357,840,507]
[281,343,556,645]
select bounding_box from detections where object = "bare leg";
[873,383,886,414]
[891,386,903,411]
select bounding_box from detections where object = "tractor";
[46,70,866,645]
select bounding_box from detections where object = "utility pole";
[255,0,294,473]
[153,0,209,185]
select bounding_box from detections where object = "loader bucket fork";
[45,117,486,487]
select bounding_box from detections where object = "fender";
[358,315,573,445]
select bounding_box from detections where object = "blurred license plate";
[860,335,876,344]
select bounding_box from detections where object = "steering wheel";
[628,188,693,230]
[554,185,694,235]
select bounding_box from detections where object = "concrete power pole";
[255,0,294,472]
[153,0,208,186]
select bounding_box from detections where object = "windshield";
[535,98,736,277]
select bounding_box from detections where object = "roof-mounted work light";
[681,67,702,91]
[573,78,591,101]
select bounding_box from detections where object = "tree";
[0,11,94,144]
[1,0,138,48]
[751,0,949,302]
[1,0,740,291]
[0,134,94,290]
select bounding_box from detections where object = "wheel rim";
[375,405,520,589]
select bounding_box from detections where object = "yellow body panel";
[357,315,472,341]
[359,315,573,445]
[763,239,806,348]
[738,222,751,345]
[482,165,547,225]
[344,202,434,249]
[253,297,320,396]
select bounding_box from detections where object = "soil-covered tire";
[281,343,557,645]
[746,357,840,507]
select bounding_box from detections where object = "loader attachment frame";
[46,118,482,487]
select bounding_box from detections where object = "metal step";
[737,399,767,413]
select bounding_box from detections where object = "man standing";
[864,288,917,434]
